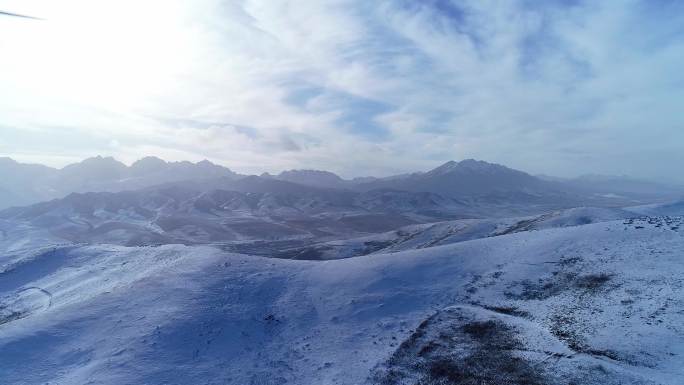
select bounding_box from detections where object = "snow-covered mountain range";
[0,156,239,209]
[2,156,681,210]
[1,156,683,384]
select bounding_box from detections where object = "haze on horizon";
[1,0,683,181]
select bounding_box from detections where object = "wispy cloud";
[1,0,683,180]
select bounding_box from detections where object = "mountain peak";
[276,169,345,188]
[427,159,502,176]
[458,158,486,166]
[130,156,168,174]
[197,159,215,166]
[86,155,117,162]
[278,169,343,180]
[193,159,236,177]
[132,156,166,166]
[65,155,127,170]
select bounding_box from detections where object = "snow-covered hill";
[274,207,637,259]
[1,209,683,384]
[629,201,684,217]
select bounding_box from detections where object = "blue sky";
[1,0,683,180]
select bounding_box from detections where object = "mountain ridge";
[1,156,681,210]
[0,156,239,209]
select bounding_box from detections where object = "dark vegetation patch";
[505,270,615,301]
[462,320,501,340]
[549,313,586,352]
[505,273,577,301]
[370,309,547,385]
[426,352,543,385]
[574,274,612,290]
[550,314,631,363]
[549,313,637,367]
[624,216,684,232]
[558,256,582,266]
[494,212,556,236]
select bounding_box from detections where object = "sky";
[1,0,683,180]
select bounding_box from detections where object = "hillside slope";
[274,207,636,259]
[1,215,683,384]
[0,184,468,247]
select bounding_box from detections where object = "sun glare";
[1,0,195,111]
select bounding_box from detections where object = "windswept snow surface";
[1,212,684,384]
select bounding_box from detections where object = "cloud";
[1,0,683,180]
